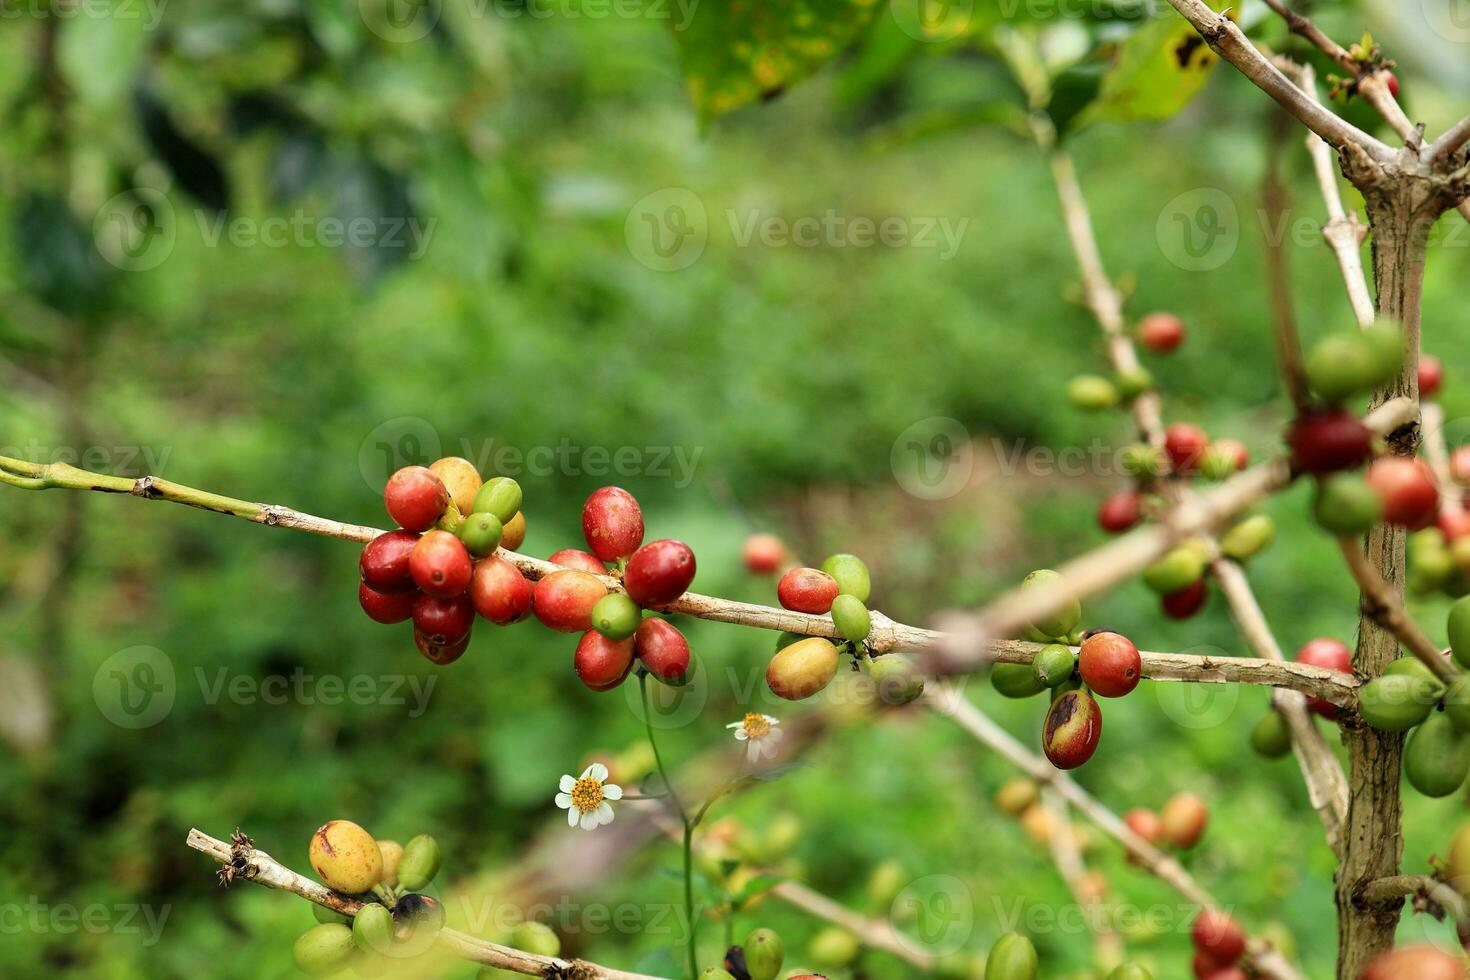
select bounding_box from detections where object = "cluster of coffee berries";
[1066,311,1186,412]
[293,820,443,975]
[359,457,530,664]
[1123,792,1210,851]
[547,487,697,691]
[715,926,786,980]
[992,571,1140,769]
[1247,637,1356,758]
[763,553,923,705]
[1189,908,1247,980]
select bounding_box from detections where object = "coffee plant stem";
[1336,538,1459,682]
[1426,115,1470,165]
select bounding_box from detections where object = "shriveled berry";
[412,593,474,644]
[1079,631,1141,698]
[1161,792,1208,848]
[294,923,355,976]
[581,486,645,562]
[1420,354,1443,398]
[473,477,522,524]
[1367,457,1440,528]
[743,534,785,575]
[1190,909,1245,965]
[1021,568,1081,639]
[1161,579,1207,619]
[1250,712,1292,758]
[591,592,641,640]
[429,457,482,516]
[457,512,503,557]
[820,553,872,601]
[624,539,697,606]
[549,548,607,574]
[360,530,420,594]
[469,556,533,625]
[1097,489,1143,533]
[1287,409,1373,474]
[409,530,473,598]
[385,466,450,532]
[1043,689,1102,769]
[309,820,383,894]
[1138,312,1185,352]
[415,628,470,665]
[532,569,608,633]
[830,594,871,641]
[359,582,416,624]
[391,893,444,951]
[1032,643,1076,688]
[575,631,636,691]
[766,637,839,700]
[1164,423,1209,473]
[634,617,691,682]
[777,567,840,615]
[501,511,527,551]
[1295,637,1352,718]
[1313,473,1383,535]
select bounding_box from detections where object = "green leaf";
[864,104,1031,152]
[13,193,112,315]
[671,0,883,120]
[732,873,785,905]
[1081,11,1222,127]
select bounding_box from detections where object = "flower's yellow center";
[742,714,771,739]
[571,778,604,813]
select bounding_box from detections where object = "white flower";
[554,762,623,830]
[727,713,783,762]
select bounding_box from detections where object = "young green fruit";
[590,593,641,640]
[1020,568,1081,639]
[1404,713,1470,797]
[1306,331,1389,402]
[293,924,356,975]
[473,477,523,524]
[766,637,839,700]
[985,932,1038,980]
[1444,674,1470,732]
[866,654,925,705]
[1199,445,1239,481]
[309,821,383,894]
[312,903,350,926]
[992,662,1047,699]
[774,631,803,652]
[1067,374,1120,411]
[510,920,561,957]
[820,553,872,602]
[1032,643,1076,688]
[1449,824,1470,897]
[1313,473,1383,534]
[698,971,736,980]
[1142,547,1204,594]
[1114,367,1153,400]
[1106,966,1153,980]
[743,928,785,980]
[1358,674,1438,732]
[807,927,859,967]
[1120,443,1166,478]
[457,512,503,557]
[831,594,872,642]
[1449,595,1470,668]
[1250,712,1292,758]
[396,833,441,891]
[352,902,394,954]
[1220,514,1275,561]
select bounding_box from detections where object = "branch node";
[219,827,258,887]
[131,475,161,499]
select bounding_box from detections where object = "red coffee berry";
[548,549,607,575]
[1212,439,1249,471]
[1123,808,1162,844]
[1190,909,1245,965]
[1193,951,1245,980]
[743,533,786,574]
[1367,457,1440,529]
[1161,791,1209,848]
[360,530,420,595]
[412,593,475,644]
[1383,70,1400,100]
[384,466,450,532]
[777,567,840,615]
[1078,631,1141,698]
[1161,579,1208,619]
[574,631,636,691]
[469,556,533,625]
[1164,423,1209,473]
[359,582,416,624]
[1138,312,1186,353]
[1287,409,1373,474]
[1042,689,1103,770]
[1451,446,1470,485]
[581,487,645,563]
[409,530,474,599]
[1296,637,1353,718]
[415,628,470,666]
[1362,945,1465,980]
[1420,354,1443,398]
[1097,489,1144,534]
[623,539,697,606]
[634,618,691,682]
[532,569,608,633]
[1439,507,1470,541]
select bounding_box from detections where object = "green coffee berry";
[396,834,441,892]
[1220,514,1275,561]
[1404,713,1470,797]
[1306,332,1385,402]
[1449,596,1470,668]
[1021,569,1080,640]
[458,512,504,557]
[1313,474,1383,535]
[510,920,561,957]
[1250,712,1292,758]
[591,593,641,640]
[992,662,1047,699]
[774,631,803,652]
[831,594,872,642]
[820,553,872,602]
[352,903,394,954]
[1107,966,1154,980]
[1361,320,1405,376]
[313,903,350,926]
[985,932,1038,980]
[473,477,522,524]
[698,971,736,980]
[1067,374,1120,411]
[867,654,925,705]
[1358,675,1437,732]
[807,927,860,967]
[293,924,356,976]
[1032,643,1076,688]
[1120,443,1166,479]
[1114,367,1153,400]
[1142,547,1204,595]
[1199,446,1238,482]
[743,927,785,980]
[1444,674,1470,733]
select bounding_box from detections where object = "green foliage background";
[1,1,1468,978]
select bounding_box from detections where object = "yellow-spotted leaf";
[1082,10,1225,126]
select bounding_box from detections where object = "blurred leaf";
[865,103,1031,152]
[671,0,882,120]
[58,10,151,109]
[327,157,419,285]
[634,947,681,976]
[1047,61,1104,138]
[13,193,112,315]
[304,0,363,58]
[136,91,231,212]
[732,872,784,905]
[1081,11,1221,126]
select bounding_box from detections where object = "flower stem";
[639,671,698,978]
[682,820,698,980]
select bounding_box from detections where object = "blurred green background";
[1,1,1469,978]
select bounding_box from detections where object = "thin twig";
[1336,539,1458,682]
[1360,874,1470,935]
[1427,117,1470,166]
[1039,788,1125,968]
[1421,403,1465,513]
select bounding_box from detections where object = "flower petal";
[588,762,609,783]
[560,774,576,793]
[597,802,615,826]
[555,792,573,809]
[725,721,744,730]
[764,715,780,726]
[747,742,762,763]
[733,730,749,742]
[567,806,581,827]
[579,809,598,830]
[602,783,623,801]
